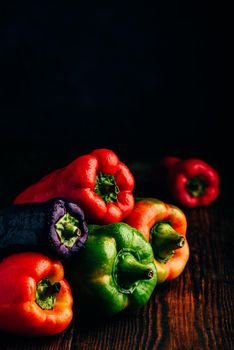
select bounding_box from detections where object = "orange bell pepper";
[125,198,189,283]
[0,252,73,336]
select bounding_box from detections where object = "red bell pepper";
[125,198,189,283]
[0,252,73,336]
[162,156,220,208]
[14,149,135,224]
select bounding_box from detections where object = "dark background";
[0,2,229,205]
[1,6,234,350]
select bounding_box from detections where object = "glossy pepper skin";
[125,198,189,284]
[68,223,157,318]
[162,157,220,208]
[14,149,135,224]
[0,252,73,336]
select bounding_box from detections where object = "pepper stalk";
[150,222,185,263]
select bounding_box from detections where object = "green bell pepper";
[69,222,157,317]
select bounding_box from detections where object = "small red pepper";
[125,198,189,284]
[162,156,220,208]
[14,149,135,224]
[0,252,73,336]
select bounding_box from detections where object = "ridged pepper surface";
[125,198,189,284]
[14,149,135,224]
[0,252,73,336]
[68,222,157,317]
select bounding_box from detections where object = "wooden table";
[0,158,233,350]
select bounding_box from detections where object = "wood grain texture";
[0,163,233,350]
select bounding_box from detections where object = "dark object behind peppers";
[0,198,88,261]
[13,148,135,224]
[67,222,157,318]
[161,157,220,208]
[0,252,73,336]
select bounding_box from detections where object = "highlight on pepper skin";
[125,197,189,284]
[67,222,157,318]
[0,252,73,336]
[13,148,135,224]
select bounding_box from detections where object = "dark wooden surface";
[0,157,233,350]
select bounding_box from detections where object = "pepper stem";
[94,172,119,203]
[56,213,81,248]
[186,176,206,197]
[36,278,61,310]
[151,222,185,263]
[117,253,154,291]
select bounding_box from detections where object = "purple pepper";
[0,198,89,260]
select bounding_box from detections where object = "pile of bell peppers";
[0,148,219,336]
